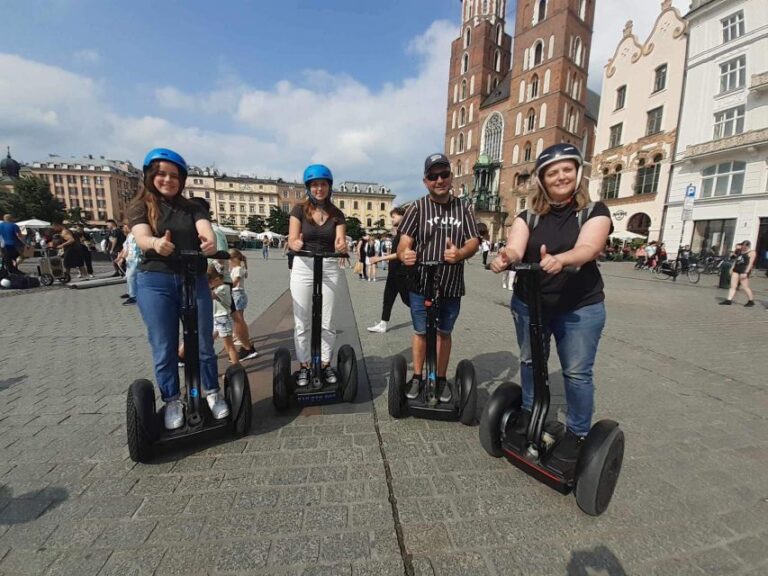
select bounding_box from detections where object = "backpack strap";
[576,202,596,229]
[525,210,540,231]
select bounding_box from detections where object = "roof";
[30,156,139,175]
[585,89,601,122]
[481,69,513,108]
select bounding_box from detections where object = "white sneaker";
[164,400,184,430]
[367,321,387,333]
[206,391,230,420]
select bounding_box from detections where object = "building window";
[458,132,465,153]
[579,0,587,20]
[646,107,663,135]
[482,112,504,162]
[353,201,359,210]
[692,219,736,256]
[494,50,501,73]
[464,27,471,49]
[634,155,662,195]
[601,165,622,199]
[380,202,385,210]
[533,41,544,67]
[526,109,537,133]
[281,202,290,213]
[205,191,210,199]
[339,200,345,209]
[701,161,746,198]
[722,11,745,43]
[615,85,626,110]
[523,142,532,162]
[366,218,372,227]
[572,37,583,67]
[259,205,265,214]
[366,202,372,210]
[530,74,539,99]
[295,191,302,199]
[461,53,469,75]
[461,79,467,100]
[608,123,623,148]
[459,107,466,126]
[536,0,547,23]
[229,203,235,212]
[249,205,255,213]
[719,56,746,94]
[282,190,288,198]
[713,105,745,139]
[653,64,667,93]
[218,203,225,213]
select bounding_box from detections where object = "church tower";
[444,0,512,199]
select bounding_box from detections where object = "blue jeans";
[137,270,219,402]
[409,292,461,334]
[125,259,139,299]
[511,297,606,437]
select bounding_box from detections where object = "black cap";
[424,153,450,175]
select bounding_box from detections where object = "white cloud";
[589,0,689,91]
[73,49,101,66]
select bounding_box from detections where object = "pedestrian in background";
[720,240,756,307]
[262,235,270,260]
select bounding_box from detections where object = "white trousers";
[290,256,341,364]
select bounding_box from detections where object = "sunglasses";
[426,170,452,181]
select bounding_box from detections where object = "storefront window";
[691,218,736,256]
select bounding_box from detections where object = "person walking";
[0,214,25,274]
[74,225,95,278]
[491,143,612,461]
[106,219,126,277]
[262,235,270,260]
[720,240,756,307]
[116,223,140,305]
[51,222,87,279]
[367,207,410,333]
[228,248,257,359]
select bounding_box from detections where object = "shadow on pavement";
[0,375,26,391]
[0,485,68,525]
[566,545,627,576]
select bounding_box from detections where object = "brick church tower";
[445,0,598,242]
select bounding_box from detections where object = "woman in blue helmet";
[127,148,229,430]
[287,164,348,387]
[491,143,613,461]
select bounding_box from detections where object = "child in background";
[208,265,240,366]
[228,248,256,358]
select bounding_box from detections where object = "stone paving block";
[94,519,157,548]
[0,520,57,548]
[175,472,225,494]
[349,501,394,529]
[290,449,331,466]
[211,454,255,472]
[319,532,370,563]
[46,518,106,548]
[85,495,144,519]
[446,519,502,549]
[279,485,323,507]
[0,548,60,576]
[98,546,166,576]
[645,557,707,576]
[269,535,320,566]
[233,488,281,510]
[83,476,138,497]
[418,551,492,576]
[307,465,348,484]
[255,508,305,536]
[728,534,768,566]
[350,558,403,576]
[152,516,205,542]
[214,539,271,572]
[130,475,181,496]
[302,564,351,576]
[155,543,213,576]
[303,506,348,533]
[219,470,270,491]
[44,548,111,576]
[0,496,55,523]
[689,546,745,575]
[170,457,216,473]
[136,494,191,518]
[402,523,452,556]
[324,481,367,504]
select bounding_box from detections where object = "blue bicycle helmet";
[143,148,188,176]
[303,164,333,205]
[534,143,584,194]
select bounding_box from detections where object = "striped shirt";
[399,194,479,297]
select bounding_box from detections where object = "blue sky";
[1,0,686,201]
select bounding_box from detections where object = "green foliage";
[220,216,236,227]
[0,176,65,222]
[345,216,363,240]
[247,215,266,233]
[65,207,87,226]
[266,206,289,235]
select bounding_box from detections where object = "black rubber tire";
[456,360,477,426]
[225,365,252,437]
[478,382,522,457]
[40,274,54,287]
[126,379,156,463]
[273,347,292,411]
[338,345,358,403]
[574,420,625,516]
[687,268,700,284]
[388,355,407,419]
[59,271,71,284]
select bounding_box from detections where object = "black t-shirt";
[128,196,210,275]
[289,203,345,254]
[109,228,125,253]
[389,233,405,276]
[733,251,752,274]
[516,202,612,314]
[399,194,479,298]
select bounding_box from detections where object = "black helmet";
[534,143,584,193]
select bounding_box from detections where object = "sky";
[1,0,687,202]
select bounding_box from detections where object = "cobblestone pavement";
[0,253,766,576]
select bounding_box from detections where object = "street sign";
[682,184,695,222]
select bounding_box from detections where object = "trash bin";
[718,260,733,289]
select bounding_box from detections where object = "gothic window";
[459,107,466,126]
[530,73,539,99]
[458,132,465,153]
[526,108,537,133]
[464,27,471,49]
[533,41,544,67]
[523,142,533,162]
[461,53,469,75]
[536,0,547,24]
[482,0,489,14]
[465,0,472,21]
[579,0,587,19]
[496,24,503,45]
[482,112,504,162]
[494,50,501,72]
[493,77,500,90]
[461,79,468,100]
[573,37,583,66]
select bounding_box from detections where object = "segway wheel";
[574,420,625,516]
[478,382,522,457]
[455,359,477,426]
[338,344,358,403]
[225,365,252,437]
[388,355,407,419]
[40,273,54,287]
[59,271,71,284]
[273,347,292,411]
[126,379,156,463]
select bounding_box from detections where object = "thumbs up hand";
[539,244,562,275]
[490,249,509,273]
[155,230,175,256]
[289,232,303,252]
[444,238,461,264]
[198,233,216,256]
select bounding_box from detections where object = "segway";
[388,261,476,425]
[126,250,252,463]
[273,250,357,410]
[479,263,624,516]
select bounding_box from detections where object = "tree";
[0,176,65,222]
[65,207,87,227]
[266,206,289,236]
[220,216,236,227]
[247,215,266,233]
[345,216,363,241]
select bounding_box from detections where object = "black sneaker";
[296,367,311,388]
[120,293,130,299]
[238,347,258,360]
[322,365,338,385]
[551,430,585,463]
[744,300,755,307]
[512,410,531,436]
[719,300,732,305]
[438,380,452,403]
[405,376,421,400]
[122,297,136,305]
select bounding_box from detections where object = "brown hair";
[129,162,188,234]
[228,248,247,271]
[527,159,589,216]
[206,264,223,281]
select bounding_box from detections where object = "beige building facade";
[589,1,688,241]
[334,181,396,230]
[212,176,279,228]
[29,156,141,225]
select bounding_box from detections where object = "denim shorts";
[214,315,233,337]
[409,292,461,335]
[232,290,248,311]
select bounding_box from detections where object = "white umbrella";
[16,218,51,228]
[609,230,646,242]
[239,231,261,239]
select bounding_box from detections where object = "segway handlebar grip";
[507,263,580,274]
[151,250,230,261]
[419,260,444,267]
[292,250,348,259]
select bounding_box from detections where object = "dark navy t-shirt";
[290,203,345,254]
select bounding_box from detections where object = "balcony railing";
[683,127,768,160]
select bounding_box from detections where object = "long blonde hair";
[528,160,589,216]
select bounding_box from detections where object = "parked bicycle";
[701,256,724,275]
[654,259,700,283]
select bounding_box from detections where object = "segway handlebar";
[292,250,348,259]
[507,262,580,274]
[146,249,230,261]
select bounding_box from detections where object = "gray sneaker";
[206,391,230,420]
[323,365,338,385]
[296,367,311,388]
[405,376,421,400]
[164,400,184,430]
[438,380,452,404]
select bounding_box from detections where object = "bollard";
[718,260,733,289]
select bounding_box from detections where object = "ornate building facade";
[589,1,688,242]
[445,0,599,241]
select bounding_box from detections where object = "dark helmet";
[303,164,334,205]
[143,148,188,177]
[534,143,584,193]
